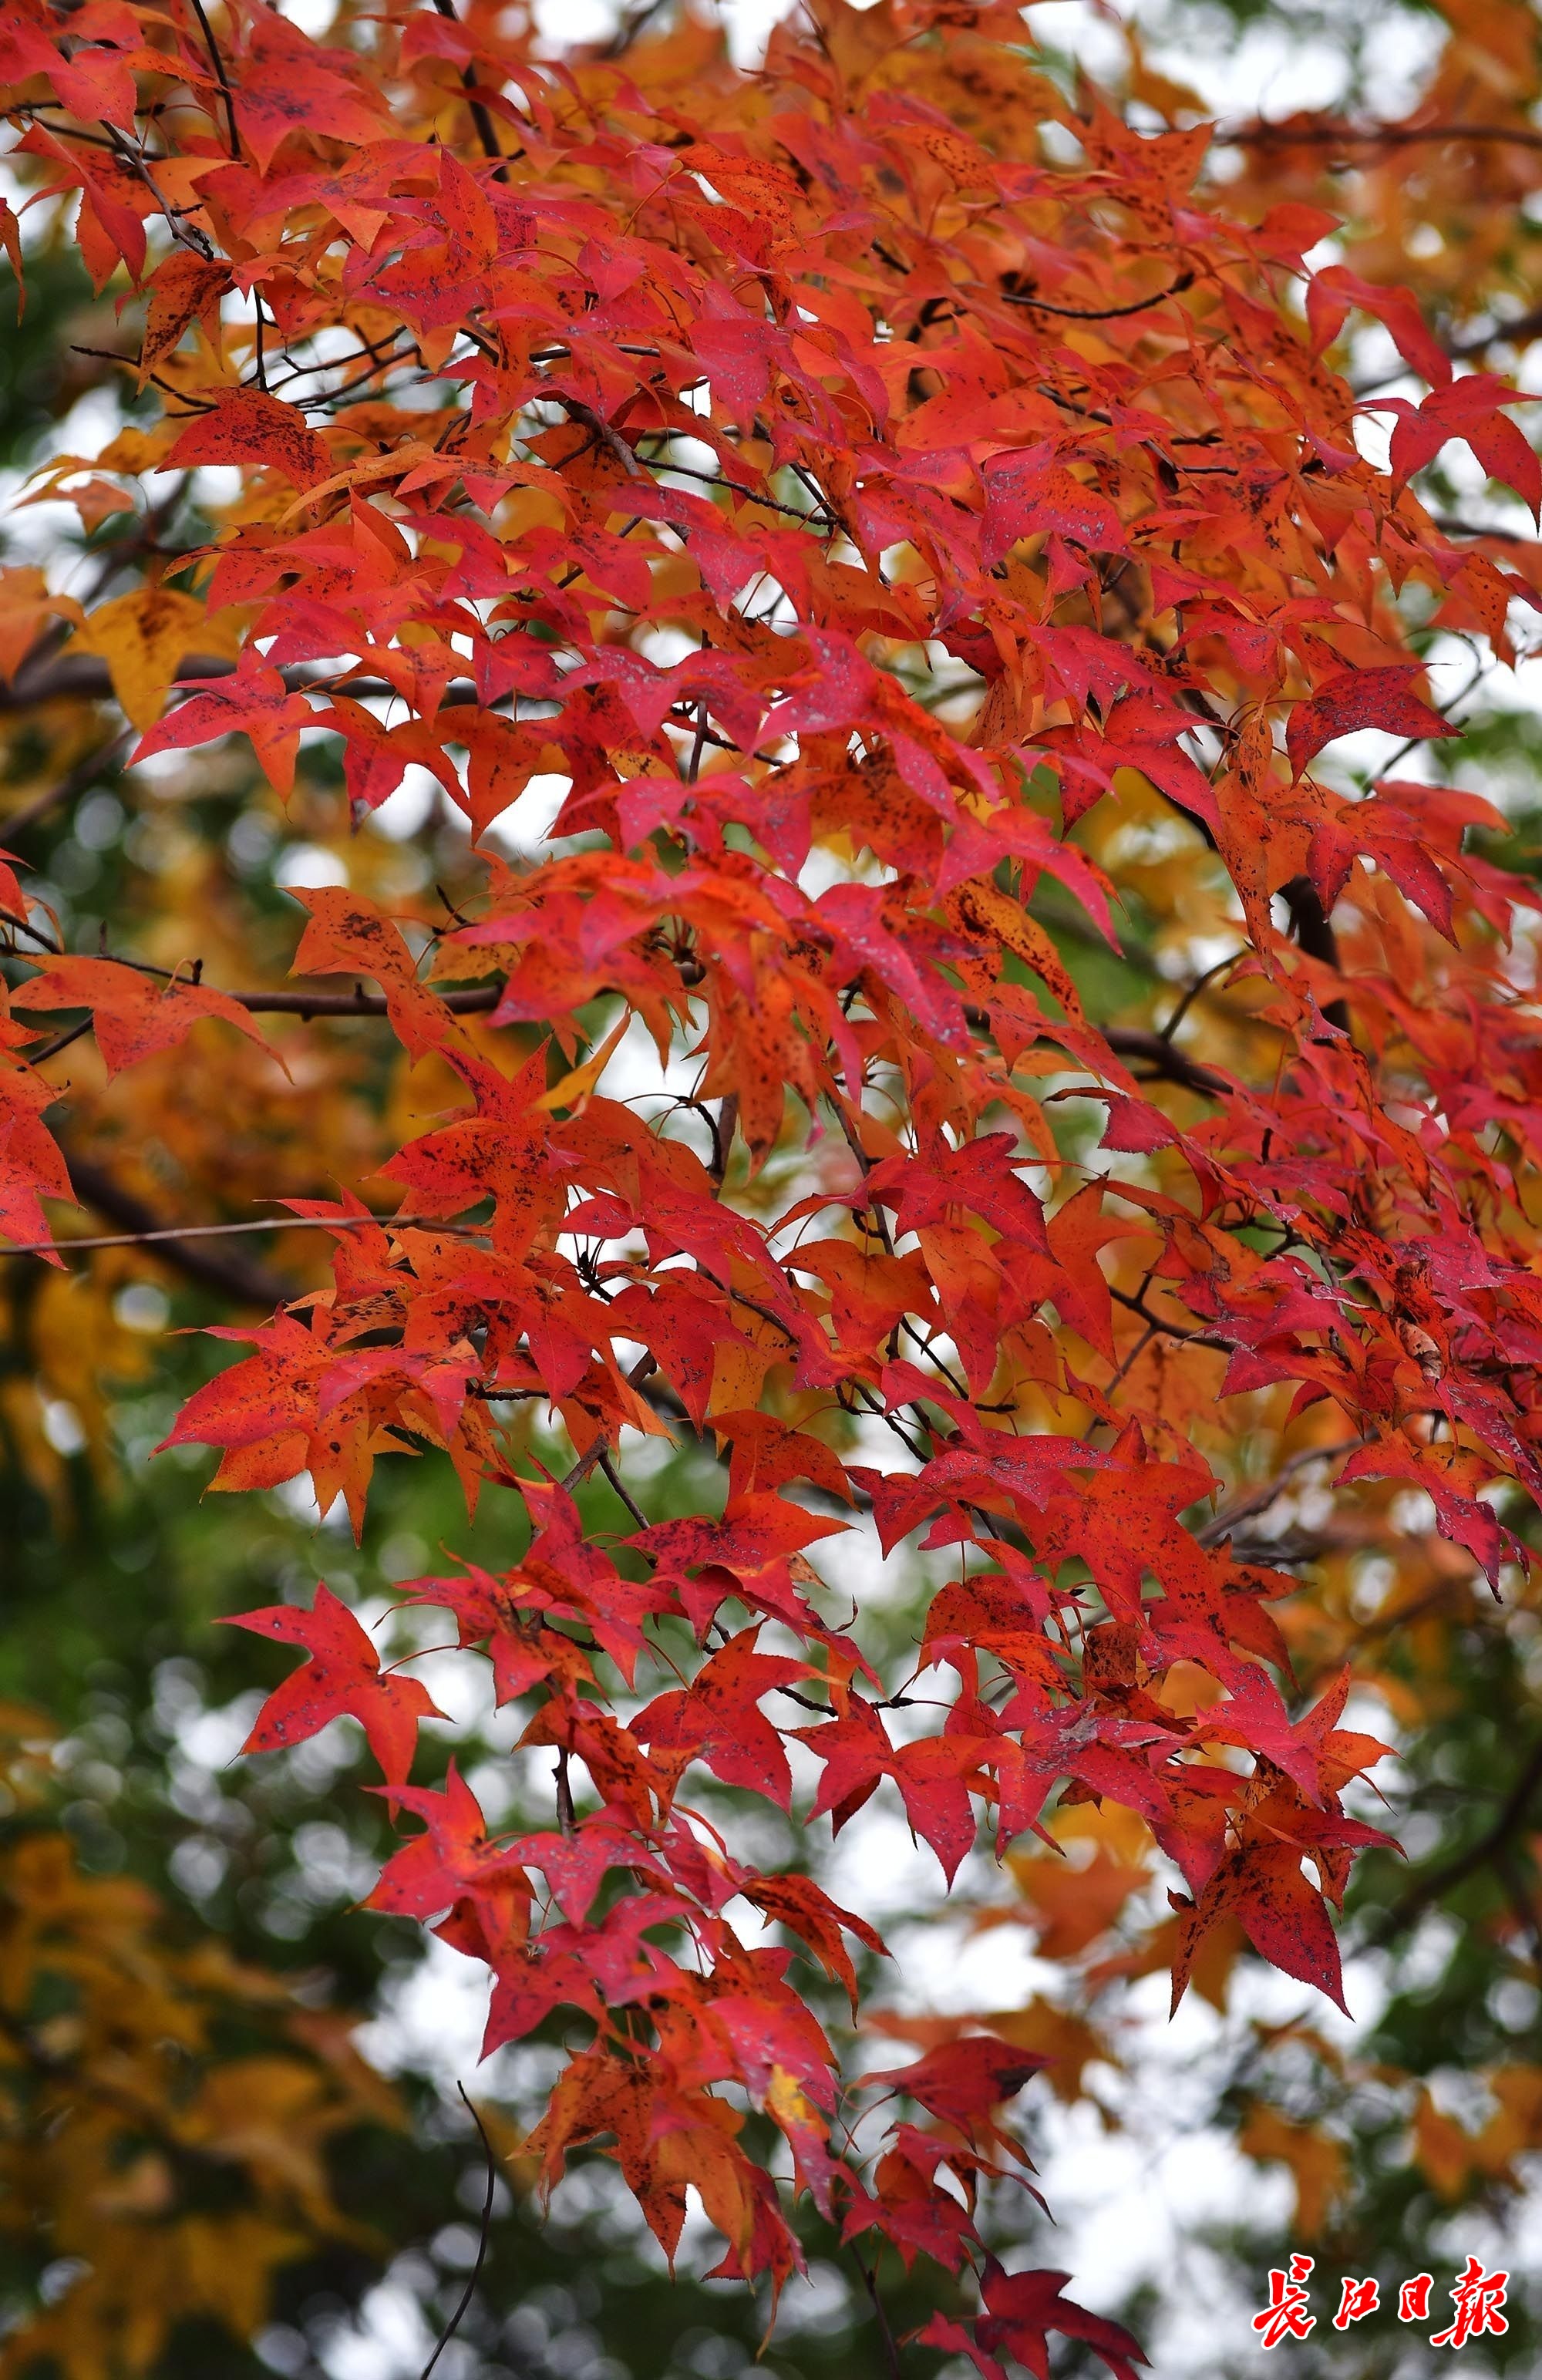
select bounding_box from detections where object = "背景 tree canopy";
[5,0,1542,2373]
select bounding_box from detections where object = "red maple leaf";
[133,652,316,795]
[17,954,278,1077]
[923,2257,1149,2380]
[1286,664,1457,780]
[369,1759,532,1961]
[633,1627,815,1809]
[221,1581,443,1783]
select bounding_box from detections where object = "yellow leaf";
[706,1331,776,1419]
[274,439,441,527]
[981,1996,1115,2102]
[0,564,83,682]
[651,2102,756,2260]
[1240,2105,1347,2237]
[1412,2087,1478,2199]
[535,1007,631,1111]
[72,587,234,732]
[95,426,176,475]
[1005,1840,1148,1960]
[66,478,139,535]
[945,877,1085,1020]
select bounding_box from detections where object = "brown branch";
[26,1018,94,1065]
[230,982,501,1019]
[431,0,510,173]
[1002,269,1194,321]
[15,921,1234,1111]
[850,2247,904,2380]
[558,1351,658,1491]
[1280,874,1350,1036]
[1224,118,1542,157]
[1450,303,1542,361]
[3,1211,484,1260]
[99,123,217,263]
[1195,1436,1372,1547]
[1102,1027,1228,1096]
[1495,1846,1542,1974]
[0,647,474,716]
[0,646,231,712]
[12,973,504,1028]
[598,1446,649,1528]
[1158,951,1242,1044]
[1371,1737,1542,1945]
[187,0,240,159]
[1430,516,1539,544]
[965,1000,1231,1096]
[59,1156,291,1307]
[0,645,519,725]
[1109,1283,1236,1356]
[554,394,645,480]
[711,1092,738,1185]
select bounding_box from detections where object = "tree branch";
[1280,874,1351,1035]
[60,1156,291,1307]
[1001,269,1193,320]
[3,1209,483,1262]
[227,982,503,1019]
[553,394,645,480]
[1450,303,1542,361]
[0,647,482,716]
[558,1352,658,1491]
[961,1000,1231,1098]
[1195,1436,1371,1547]
[850,2247,904,2380]
[417,2084,498,2380]
[1371,1738,1542,1945]
[2,732,132,841]
[430,0,512,172]
[1223,118,1542,157]
[11,972,505,1026]
[1103,1027,1228,1096]
[187,0,240,159]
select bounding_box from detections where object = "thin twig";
[12,973,505,1025]
[2,1210,486,1258]
[60,1156,292,1307]
[554,394,644,480]
[1449,303,1542,362]
[1196,1435,1372,1546]
[187,0,241,159]
[1002,268,1194,321]
[558,1352,658,1491]
[1158,951,1242,1044]
[2,731,132,841]
[1102,1027,1229,1097]
[25,1016,94,1065]
[598,1446,650,1530]
[850,2246,903,2380]
[417,2084,498,2380]
[229,981,503,1018]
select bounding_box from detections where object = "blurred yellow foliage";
[0,1710,396,2378]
